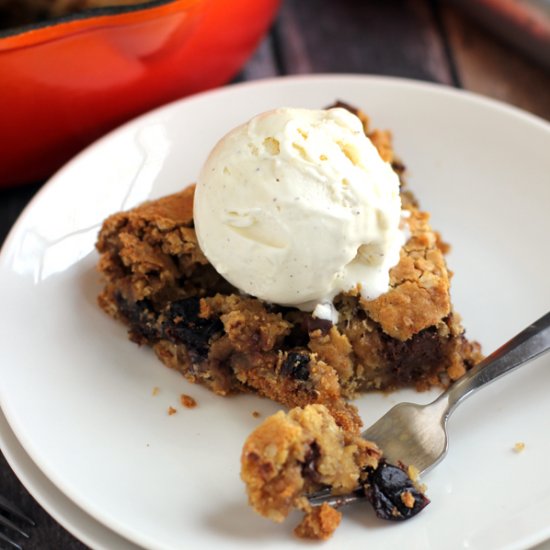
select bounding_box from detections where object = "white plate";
[0,406,141,550]
[1,75,549,550]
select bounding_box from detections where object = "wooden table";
[1,1,548,548]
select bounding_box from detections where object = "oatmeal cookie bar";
[95,109,481,429]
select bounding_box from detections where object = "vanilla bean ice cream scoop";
[193,107,406,322]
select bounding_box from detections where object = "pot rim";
[0,0,204,49]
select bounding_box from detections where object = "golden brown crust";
[96,185,212,304]
[241,410,307,523]
[308,326,354,383]
[294,503,342,540]
[362,210,450,341]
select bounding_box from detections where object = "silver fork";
[0,495,35,550]
[310,311,550,507]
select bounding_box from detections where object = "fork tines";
[0,495,35,549]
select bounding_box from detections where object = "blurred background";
[235,0,550,116]
[0,0,549,547]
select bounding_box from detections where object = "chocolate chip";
[381,327,443,384]
[304,316,333,334]
[115,294,159,342]
[327,100,360,117]
[391,160,406,175]
[364,461,429,521]
[281,352,311,381]
[162,297,223,358]
[283,323,310,348]
[301,441,321,483]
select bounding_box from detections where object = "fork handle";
[440,311,550,418]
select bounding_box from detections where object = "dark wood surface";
[1,1,549,548]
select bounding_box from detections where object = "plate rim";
[0,406,142,550]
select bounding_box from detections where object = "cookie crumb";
[513,442,525,453]
[294,503,341,540]
[401,490,415,508]
[152,386,160,396]
[180,394,197,408]
[252,411,261,418]
[168,406,177,416]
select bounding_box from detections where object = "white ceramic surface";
[0,75,549,550]
[0,407,141,550]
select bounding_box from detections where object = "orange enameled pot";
[0,0,280,187]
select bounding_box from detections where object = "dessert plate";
[1,75,549,550]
